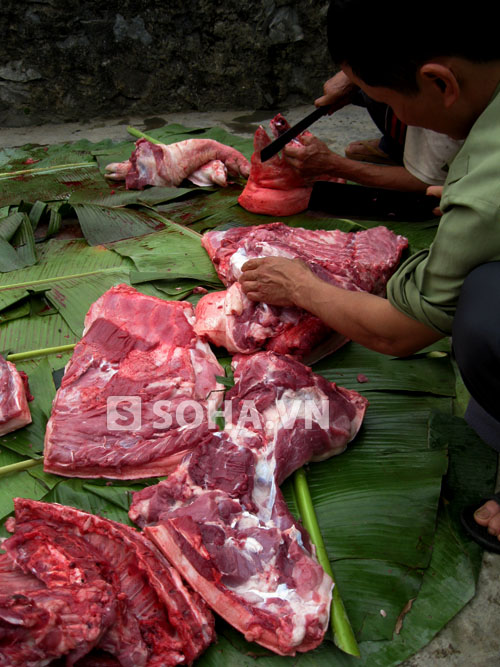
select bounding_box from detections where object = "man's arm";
[284,134,428,191]
[240,257,442,357]
[315,71,360,112]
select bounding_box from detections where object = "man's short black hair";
[327,0,500,92]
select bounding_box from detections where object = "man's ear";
[419,63,460,108]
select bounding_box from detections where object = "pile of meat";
[104,138,250,190]
[0,498,215,666]
[194,222,408,357]
[44,284,225,479]
[131,350,368,656]
[3,304,368,662]
[0,355,32,436]
[2,211,402,662]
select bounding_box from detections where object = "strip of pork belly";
[4,499,215,666]
[104,138,250,190]
[130,352,368,656]
[0,356,32,436]
[43,284,224,479]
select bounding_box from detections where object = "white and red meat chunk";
[194,281,341,357]
[105,138,250,190]
[130,351,368,657]
[0,499,215,666]
[0,356,32,436]
[237,114,313,216]
[43,284,225,479]
[194,222,408,356]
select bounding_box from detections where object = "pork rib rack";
[0,498,215,667]
[130,351,368,657]
[194,222,408,357]
[43,284,225,479]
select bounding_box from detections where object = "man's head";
[327,0,500,93]
[327,0,500,137]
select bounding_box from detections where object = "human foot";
[344,138,399,165]
[460,495,500,553]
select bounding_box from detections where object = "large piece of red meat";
[105,138,250,190]
[237,114,314,216]
[0,355,32,436]
[194,222,408,356]
[0,499,215,667]
[43,284,225,479]
[130,351,368,657]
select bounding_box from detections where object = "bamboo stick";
[0,267,125,291]
[127,127,161,144]
[293,467,360,657]
[0,162,97,180]
[7,344,76,362]
[0,458,43,477]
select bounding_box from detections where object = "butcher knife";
[260,106,331,162]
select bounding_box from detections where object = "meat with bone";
[194,281,341,357]
[130,351,368,656]
[0,498,215,667]
[0,355,32,436]
[237,114,314,216]
[105,138,250,190]
[194,222,408,356]
[43,284,225,479]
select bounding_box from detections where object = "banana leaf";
[108,221,220,282]
[0,237,131,289]
[312,341,456,396]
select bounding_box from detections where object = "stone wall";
[0,0,336,127]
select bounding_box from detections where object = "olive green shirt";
[387,83,500,335]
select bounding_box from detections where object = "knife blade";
[260,106,331,162]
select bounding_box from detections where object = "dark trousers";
[352,90,407,163]
[452,262,500,449]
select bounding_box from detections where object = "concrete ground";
[1,105,499,666]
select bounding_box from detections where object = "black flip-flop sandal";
[460,493,500,554]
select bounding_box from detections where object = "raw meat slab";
[0,355,32,436]
[44,284,225,479]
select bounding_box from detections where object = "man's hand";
[283,134,343,183]
[315,71,359,112]
[426,185,444,216]
[240,257,314,307]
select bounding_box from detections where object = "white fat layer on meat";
[231,510,260,531]
[253,455,277,522]
[182,306,196,327]
[228,573,326,646]
[229,248,268,279]
[243,537,263,553]
[265,386,330,433]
